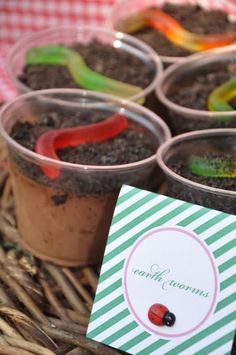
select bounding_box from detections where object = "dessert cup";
[0,88,171,266]
[6,25,162,107]
[156,45,236,134]
[156,128,236,214]
[108,0,236,66]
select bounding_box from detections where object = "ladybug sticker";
[148,304,176,327]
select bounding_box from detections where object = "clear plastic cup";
[108,0,236,66]
[156,45,236,134]
[6,25,162,105]
[0,88,171,266]
[156,128,236,214]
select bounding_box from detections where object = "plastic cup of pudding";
[156,45,236,134]
[0,88,171,266]
[156,128,236,215]
[6,25,162,110]
[107,0,236,66]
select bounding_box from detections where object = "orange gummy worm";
[118,8,236,52]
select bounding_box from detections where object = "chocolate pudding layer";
[10,163,118,265]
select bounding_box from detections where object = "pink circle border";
[123,227,219,338]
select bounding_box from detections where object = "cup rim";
[156,128,236,196]
[156,45,236,119]
[0,88,171,173]
[6,25,163,103]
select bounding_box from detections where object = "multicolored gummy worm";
[188,155,236,179]
[35,114,128,179]
[26,45,143,99]
[208,76,236,112]
[116,8,236,52]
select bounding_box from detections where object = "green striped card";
[87,185,236,354]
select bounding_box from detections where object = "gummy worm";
[189,78,236,178]
[188,155,236,178]
[208,76,236,112]
[116,9,236,52]
[26,45,143,99]
[35,114,128,179]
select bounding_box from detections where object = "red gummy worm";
[35,114,128,179]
